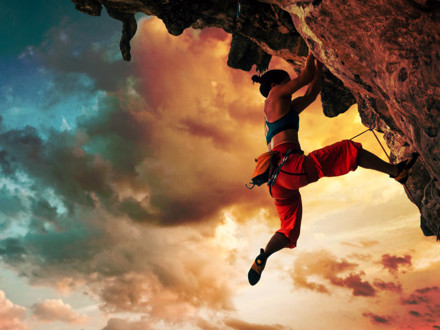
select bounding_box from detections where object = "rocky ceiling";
[71,0,440,238]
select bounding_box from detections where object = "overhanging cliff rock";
[71,0,440,238]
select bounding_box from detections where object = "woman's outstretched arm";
[290,59,323,114]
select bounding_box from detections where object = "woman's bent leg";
[358,148,399,176]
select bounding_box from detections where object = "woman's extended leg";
[264,232,290,257]
[358,149,399,176]
[248,193,302,286]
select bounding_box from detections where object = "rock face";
[71,0,440,238]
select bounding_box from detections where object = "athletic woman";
[248,51,418,285]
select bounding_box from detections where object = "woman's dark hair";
[251,70,290,97]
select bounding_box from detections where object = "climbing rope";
[350,128,422,213]
[351,128,440,241]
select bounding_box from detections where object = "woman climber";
[248,50,419,286]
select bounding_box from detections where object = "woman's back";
[264,90,300,150]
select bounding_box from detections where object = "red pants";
[270,140,362,248]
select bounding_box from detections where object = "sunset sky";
[1,1,439,329]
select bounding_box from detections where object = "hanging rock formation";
[71,0,440,238]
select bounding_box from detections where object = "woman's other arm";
[270,51,316,98]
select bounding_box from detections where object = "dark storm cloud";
[0,238,27,263]
[0,15,261,279]
[0,95,243,315]
[0,109,128,275]
[0,16,270,323]
[0,186,24,217]
[34,14,134,93]
[30,198,60,229]
[381,254,412,274]
[149,183,246,225]
[76,96,154,175]
[75,94,250,226]
[0,149,15,175]
[0,124,114,212]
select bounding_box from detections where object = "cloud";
[373,279,402,293]
[341,239,379,248]
[0,290,28,330]
[102,316,291,330]
[35,18,135,94]
[346,253,372,262]
[291,250,376,297]
[102,317,154,330]
[0,125,115,215]
[409,310,422,317]
[362,312,392,325]
[0,15,302,327]
[178,117,232,150]
[398,286,440,326]
[31,299,88,324]
[0,186,24,219]
[224,318,291,330]
[380,253,412,274]
[401,286,439,305]
[92,225,238,318]
[336,273,376,297]
[0,238,27,264]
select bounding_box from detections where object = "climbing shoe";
[391,153,419,184]
[248,248,267,286]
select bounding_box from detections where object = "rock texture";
[71,0,440,238]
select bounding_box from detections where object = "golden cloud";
[31,299,88,324]
[0,290,28,330]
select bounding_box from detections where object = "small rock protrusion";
[425,126,439,138]
[398,67,408,82]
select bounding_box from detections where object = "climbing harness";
[267,149,306,197]
[246,149,305,194]
[246,150,279,189]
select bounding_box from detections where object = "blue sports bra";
[265,109,299,144]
